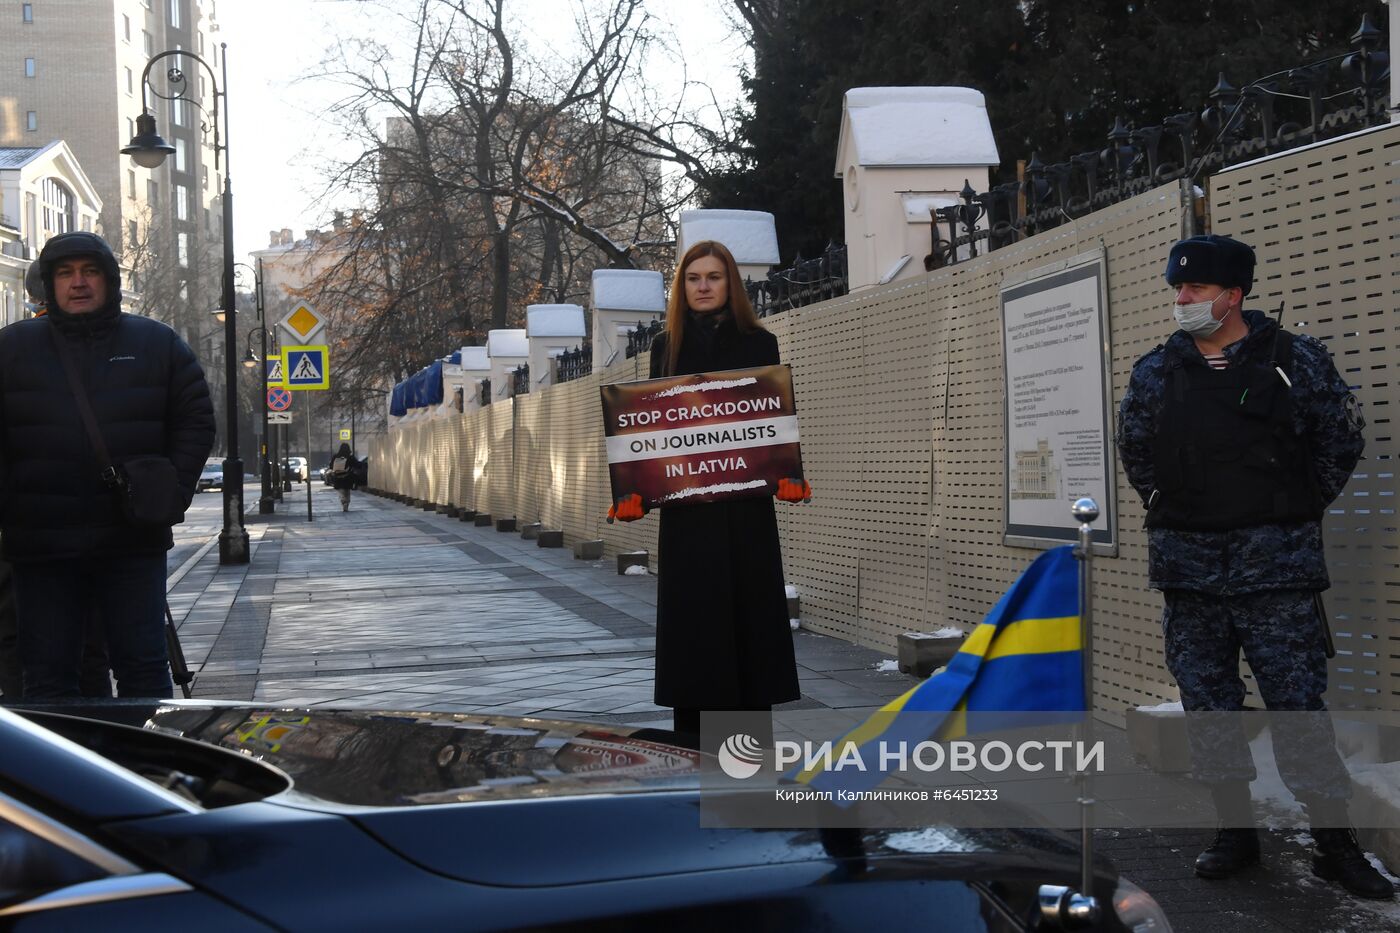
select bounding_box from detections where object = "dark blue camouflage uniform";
[1117,308,1365,798]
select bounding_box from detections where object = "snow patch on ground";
[785,584,798,599]
[789,619,800,631]
[1135,700,1184,712]
[1351,762,1400,813]
[875,659,900,673]
[622,564,649,576]
[928,626,964,639]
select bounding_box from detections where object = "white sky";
[214,0,750,267]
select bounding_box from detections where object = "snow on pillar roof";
[676,210,780,267]
[591,269,665,312]
[459,346,490,373]
[835,87,1000,175]
[486,329,528,359]
[525,304,586,338]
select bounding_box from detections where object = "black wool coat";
[648,317,800,709]
[0,304,215,562]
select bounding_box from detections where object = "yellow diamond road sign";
[278,302,325,342]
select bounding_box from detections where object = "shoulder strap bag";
[48,325,185,528]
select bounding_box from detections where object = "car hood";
[147,704,705,807]
[16,702,1116,895]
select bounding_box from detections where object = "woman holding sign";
[620,240,809,740]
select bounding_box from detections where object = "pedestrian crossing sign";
[265,352,285,389]
[283,345,330,391]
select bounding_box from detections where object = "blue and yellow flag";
[793,545,1083,795]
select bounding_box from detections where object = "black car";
[0,703,1168,931]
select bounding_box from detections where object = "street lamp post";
[235,260,274,514]
[123,43,248,564]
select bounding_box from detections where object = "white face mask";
[1173,291,1231,337]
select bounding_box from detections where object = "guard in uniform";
[1117,234,1390,898]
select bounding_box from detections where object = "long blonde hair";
[661,240,762,377]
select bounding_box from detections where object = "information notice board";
[1000,251,1117,551]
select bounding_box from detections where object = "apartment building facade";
[0,0,223,322]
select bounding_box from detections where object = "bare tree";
[296,0,713,392]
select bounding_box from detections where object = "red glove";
[776,478,812,503]
[606,493,647,523]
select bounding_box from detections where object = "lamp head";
[121,112,176,169]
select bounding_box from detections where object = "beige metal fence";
[1210,122,1400,710]
[370,121,1400,718]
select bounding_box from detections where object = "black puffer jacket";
[647,318,799,709]
[0,302,215,563]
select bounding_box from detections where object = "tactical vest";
[1147,331,1323,531]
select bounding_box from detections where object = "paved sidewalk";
[166,484,1399,933]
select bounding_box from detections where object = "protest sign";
[601,364,803,508]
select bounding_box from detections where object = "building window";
[142,30,152,56]
[147,179,158,206]
[198,32,204,54]
[201,166,208,190]
[123,14,130,40]
[171,98,186,127]
[128,169,136,199]
[177,232,189,267]
[24,58,35,78]
[22,4,33,23]
[25,111,36,132]
[41,179,75,237]
[126,116,135,142]
[174,137,187,172]
[125,67,134,95]
[128,220,139,249]
[175,184,189,221]
[169,0,181,28]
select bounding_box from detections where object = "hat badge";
[1179,256,1188,266]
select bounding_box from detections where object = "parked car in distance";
[196,458,223,492]
[0,702,1168,931]
[284,457,309,483]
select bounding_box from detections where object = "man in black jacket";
[0,232,215,698]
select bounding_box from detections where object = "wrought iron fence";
[554,344,592,383]
[512,364,530,397]
[931,14,1390,268]
[746,241,849,317]
[625,320,664,359]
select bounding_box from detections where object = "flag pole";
[1072,497,1100,901]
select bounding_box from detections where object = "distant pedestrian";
[612,240,809,742]
[1117,234,1389,898]
[330,442,356,512]
[0,232,215,698]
